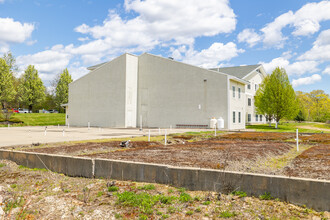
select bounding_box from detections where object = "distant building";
[211,64,267,124]
[67,53,266,129]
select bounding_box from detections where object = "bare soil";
[5,132,330,180]
[1,160,328,220]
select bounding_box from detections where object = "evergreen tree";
[18,65,45,111]
[55,68,73,112]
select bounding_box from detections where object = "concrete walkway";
[0,126,208,147]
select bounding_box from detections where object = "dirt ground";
[6,132,330,180]
[0,160,328,220]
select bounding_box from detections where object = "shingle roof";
[211,64,261,79]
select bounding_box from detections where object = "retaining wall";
[0,149,329,211]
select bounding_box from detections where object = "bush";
[259,192,274,200]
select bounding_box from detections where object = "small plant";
[186,210,193,215]
[64,189,70,193]
[116,191,158,214]
[159,195,177,204]
[179,192,192,202]
[177,187,186,193]
[219,210,237,218]
[138,184,156,190]
[139,214,148,220]
[167,206,176,213]
[3,197,25,213]
[108,186,119,192]
[114,213,122,219]
[97,191,104,197]
[10,184,17,189]
[156,210,163,215]
[195,207,202,212]
[83,187,90,203]
[167,189,174,193]
[193,196,201,201]
[231,190,247,198]
[259,192,274,200]
[202,201,211,205]
[162,214,169,219]
[0,163,6,168]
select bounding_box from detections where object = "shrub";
[116,191,158,214]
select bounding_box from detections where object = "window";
[247,84,251,90]
[248,114,251,122]
[238,112,241,123]
[259,115,262,121]
[256,114,258,122]
[238,88,241,98]
[255,84,258,90]
[248,98,251,106]
[232,86,235,98]
[233,112,236,123]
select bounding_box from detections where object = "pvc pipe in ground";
[296,129,299,151]
[165,129,167,145]
[44,127,47,136]
[214,125,217,136]
[148,129,150,142]
[62,129,65,136]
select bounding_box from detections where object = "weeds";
[179,192,192,202]
[0,163,6,168]
[116,191,159,214]
[108,186,119,192]
[231,190,247,198]
[219,210,237,218]
[259,192,274,200]
[138,184,156,190]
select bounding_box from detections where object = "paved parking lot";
[0,126,208,147]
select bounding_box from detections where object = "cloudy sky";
[1,0,330,93]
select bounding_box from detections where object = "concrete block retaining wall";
[0,149,329,211]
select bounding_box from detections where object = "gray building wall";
[137,53,231,128]
[68,54,128,127]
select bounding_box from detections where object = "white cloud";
[298,29,330,61]
[181,42,244,68]
[323,66,330,75]
[0,0,5,3]
[73,0,236,60]
[0,17,34,51]
[292,74,321,87]
[237,28,262,47]
[17,46,72,83]
[260,1,330,47]
[260,57,319,76]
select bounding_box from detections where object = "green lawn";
[0,113,65,127]
[246,122,330,133]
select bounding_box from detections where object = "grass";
[259,192,274,200]
[0,163,6,168]
[231,191,247,198]
[0,113,65,127]
[247,122,330,133]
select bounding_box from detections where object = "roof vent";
[168,57,174,60]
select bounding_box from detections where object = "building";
[67,53,266,129]
[211,65,267,124]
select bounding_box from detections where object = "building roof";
[87,62,107,71]
[211,64,261,79]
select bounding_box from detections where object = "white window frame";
[238,87,241,99]
[248,98,251,106]
[238,112,241,123]
[232,86,235,98]
[248,114,251,122]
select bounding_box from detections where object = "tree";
[255,67,298,128]
[0,58,16,109]
[18,65,45,111]
[254,75,273,126]
[55,68,73,112]
[3,51,18,73]
[294,110,305,122]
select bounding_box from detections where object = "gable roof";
[211,64,262,79]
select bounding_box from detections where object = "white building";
[211,65,267,124]
[67,53,266,129]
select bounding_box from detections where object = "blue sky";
[1,0,330,94]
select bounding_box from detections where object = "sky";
[1,0,330,94]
